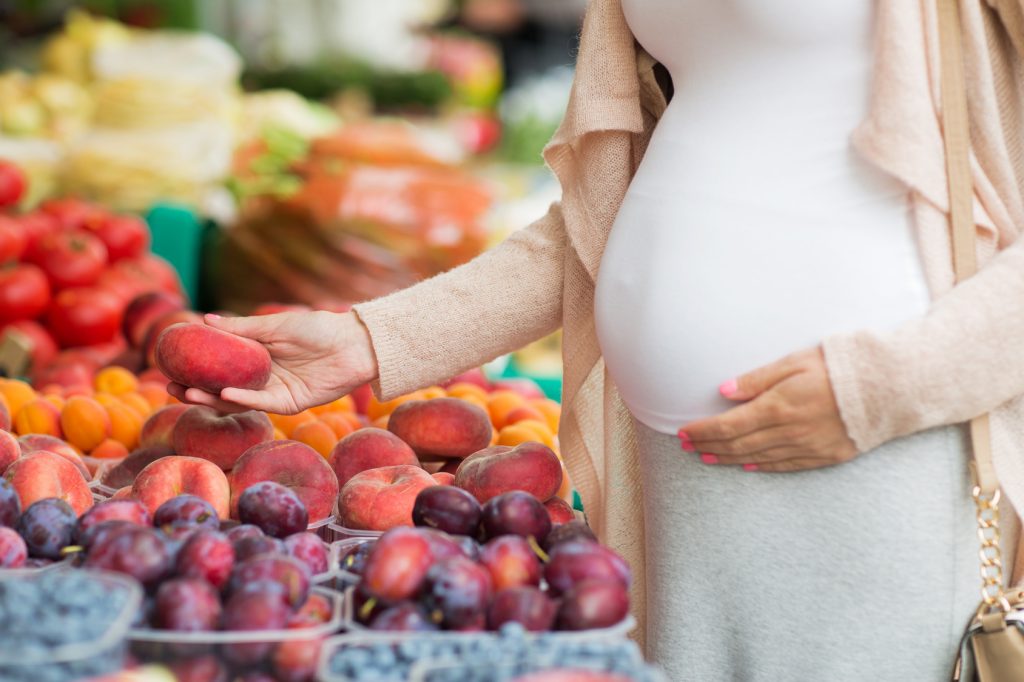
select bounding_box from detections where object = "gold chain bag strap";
[940,0,1024,679]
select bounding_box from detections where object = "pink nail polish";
[742,463,759,472]
[677,430,694,451]
[700,453,719,465]
[206,313,222,320]
[719,379,738,398]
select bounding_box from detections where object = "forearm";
[823,234,1024,452]
[353,202,566,399]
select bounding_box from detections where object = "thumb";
[721,355,800,401]
[204,313,279,341]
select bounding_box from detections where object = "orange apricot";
[272,427,287,441]
[486,390,527,430]
[0,379,36,420]
[319,411,356,439]
[496,420,555,448]
[119,393,153,418]
[94,366,138,396]
[371,415,390,429]
[91,438,129,459]
[44,394,65,411]
[15,397,62,437]
[366,392,422,421]
[310,395,355,415]
[61,396,111,452]
[504,404,547,426]
[446,382,489,403]
[529,398,561,433]
[106,402,143,450]
[292,420,338,459]
[268,411,317,438]
[420,386,447,400]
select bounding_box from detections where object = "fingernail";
[742,463,759,472]
[206,313,222,320]
[700,453,719,465]
[719,379,738,398]
[677,430,694,452]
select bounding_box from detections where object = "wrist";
[342,311,379,385]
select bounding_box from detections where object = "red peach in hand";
[156,323,272,394]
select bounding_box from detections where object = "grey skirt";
[634,419,1019,682]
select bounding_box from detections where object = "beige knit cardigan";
[354,0,1024,648]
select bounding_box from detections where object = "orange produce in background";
[291,420,338,459]
[61,396,111,452]
[94,366,139,396]
[106,402,143,450]
[91,438,129,459]
[319,412,356,440]
[15,398,62,437]
[268,410,317,438]
[0,379,35,420]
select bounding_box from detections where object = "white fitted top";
[594,0,932,434]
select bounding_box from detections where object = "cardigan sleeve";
[352,202,566,400]
[821,231,1024,452]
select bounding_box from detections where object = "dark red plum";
[16,498,76,559]
[154,578,222,631]
[480,535,542,591]
[154,494,219,531]
[237,481,308,539]
[420,556,493,630]
[556,579,629,631]
[233,534,286,562]
[80,519,136,551]
[0,527,27,568]
[542,520,597,552]
[487,586,558,632]
[421,527,471,563]
[225,523,263,543]
[352,583,386,624]
[176,529,234,588]
[84,525,170,587]
[227,555,310,609]
[339,540,373,576]
[481,491,552,544]
[370,602,439,632]
[0,478,21,527]
[413,486,482,536]
[362,527,434,603]
[284,532,328,576]
[221,587,291,666]
[544,540,631,596]
[75,499,151,545]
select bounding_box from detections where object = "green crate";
[145,203,207,307]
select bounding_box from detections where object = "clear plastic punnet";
[317,624,653,682]
[127,585,344,669]
[323,520,385,543]
[0,568,143,682]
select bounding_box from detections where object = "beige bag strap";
[937,0,1011,612]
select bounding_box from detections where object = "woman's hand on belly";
[677,347,858,472]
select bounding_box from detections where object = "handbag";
[938,0,1024,679]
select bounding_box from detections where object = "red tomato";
[0,215,27,264]
[39,197,106,231]
[84,214,150,262]
[0,263,50,323]
[118,254,183,296]
[47,286,123,347]
[18,211,60,263]
[0,161,26,208]
[0,319,59,369]
[96,267,153,304]
[35,230,109,290]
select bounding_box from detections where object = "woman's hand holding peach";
[677,346,858,472]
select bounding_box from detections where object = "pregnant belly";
[594,182,930,434]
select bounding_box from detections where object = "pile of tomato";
[0,160,183,373]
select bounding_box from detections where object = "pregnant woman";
[174,1,1024,679]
